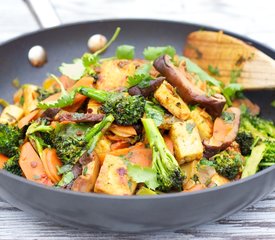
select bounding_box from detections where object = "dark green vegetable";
[210,150,243,180]
[0,124,23,158]
[3,153,22,176]
[52,115,114,165]
[141,118,184,192]
[236,132,254,156]
[78,87,146,125]
[144,101,165,127]
[258,140,275,168]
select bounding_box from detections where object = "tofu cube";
[0,105,24,124]
[190,107,213,140]
[170,120,203,164]
[94,155,137,195]
[154,81,190,121]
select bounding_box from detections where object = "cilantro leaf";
[145,101,165,127]
[221,111,235,123]
[143,46,176,61]
[59,27,121,80]
[127,63,152,87]
[222,83,243,106]
[37,74,76,109]
[116,45,135,59]
[208,65,221,76]
[127,163,159,190]
[59,59,85,81]
[230,69,242,83]
[181,56,222,88]
[271,100,275,108]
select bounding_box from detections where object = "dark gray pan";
[0,19,274,233]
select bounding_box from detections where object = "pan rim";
[0,18,274,200]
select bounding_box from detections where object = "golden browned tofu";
[22,84,39,115]
[94,136,112,158]
[190,107,213,140]
[170,120,203,164]
[181,160,198,181]
[0,105,24,124]
[96,59,144,90]
[71,157,101,192]
[211,173,230,186]
[154,81,190,121]
[94,155,137,195]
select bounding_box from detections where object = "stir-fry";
[0,28,274,196]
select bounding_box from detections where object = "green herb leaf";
[57,164,73,175]
[143,46,176,61]
[208,65,220,76]
[221,111,235,123]
[222,83,243,106]
[186,122,196,134]
[181,57,222,88]
[230,69,242,83]
[127,163,159,190]
[59,27,121,80]
[59,59,85,81]
[271,100,275,108]
[57,171,74,187]
[145,101,165,127]
[37,74,76,109]
[116,45,135,59]
[127,63,152,87]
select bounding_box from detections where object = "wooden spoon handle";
[183,31,275,90]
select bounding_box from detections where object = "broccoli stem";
[78,87,110,102]
[85,114,114,153]
[141,118,183,192]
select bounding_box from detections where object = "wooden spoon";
[183,31,275,90]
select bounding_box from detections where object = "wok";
[0,19,274,233]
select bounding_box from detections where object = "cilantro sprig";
[59,27,121,80]
[37,74,76,109]
[127,63,153,88]
[143,45,176,61]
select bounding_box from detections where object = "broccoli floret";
[52,114,114,165]
[78,87,146,125]
[141,118,184,192]
[3,154,22,176]
[0,124,23,157]
[258,140,275,168]
[210,150,242,180]
[240,113,275,139]
[236,132,254,156]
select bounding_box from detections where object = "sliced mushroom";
[128,77,165,97]
[41,108,61,120]
[57,112,105,123]
[203,107,241,158]
[153,55,226,117]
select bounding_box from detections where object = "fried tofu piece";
[0,105,24,124]
[72,157,101,192]
[170,120,203,164]
[181,160,198,182]
[94,155,137,195]
[211,173,230,186]
[96,59,144,90]
[154,81,190,121]
[190,107,213,140]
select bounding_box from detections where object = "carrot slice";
[19,142,53,186]
[41,148,62,184]
[17,110,40,129]
[111,141,131,151]
[0,154,9,169]
[110,142,152,167]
